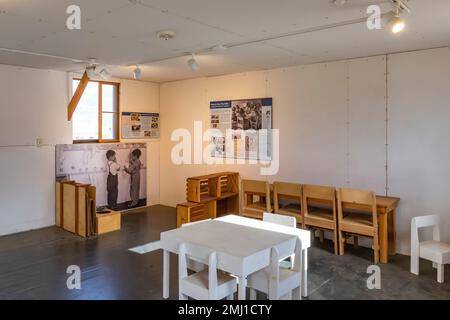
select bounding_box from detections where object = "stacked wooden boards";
[56,181,96,237]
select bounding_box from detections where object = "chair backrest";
[242,179,270,195]
[337,188,377,227]
[302,184,336,217]
[273,182,302,212]
[268,238,302,298]
[181,219,212,228]
[411,215,441,245]
[241,179,271,211]
[178,242,219,299]
[273,182,302,197]
[263,212,296,227]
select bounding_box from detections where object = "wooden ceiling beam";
[67,71,89,121]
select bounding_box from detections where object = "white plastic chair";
[181,220,211,272]
[263,212,297,269]
[411,215,450,283]
[263,212,297,227]
[247,237,302,300]
[178,242,237,300]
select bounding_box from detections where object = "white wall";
[388,48,450,255]
[0,66,160,236]
[0,65,72,236]
[120,79,160,205]
[159,47,450,255]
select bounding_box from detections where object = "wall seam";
[385,54,390,196]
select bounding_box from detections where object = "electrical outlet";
[36,137,43,147]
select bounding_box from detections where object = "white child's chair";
[263,212,297,269]
[247,237,302,300]
[181,220,211,272]
[411,215,450,283]
[178,242,237,300]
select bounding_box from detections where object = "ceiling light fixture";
[187,54,199,72]
[390,14,405,33]
[133,65,142,80]
[387,0,410,34]
[86,65,96,79]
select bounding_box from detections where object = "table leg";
[238,276,247,300]
[388,209,397,256]
[379,213,389,263]
[302,248,308,297]
[163,250,170,299]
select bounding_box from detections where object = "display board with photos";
[121,112,160,139]
[56,143,147,211]
[210,98,273,160]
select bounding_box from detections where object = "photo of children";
[124,149,142,208]
[106,150,121,210]
[56,143,147,211]
[231,99,263,130]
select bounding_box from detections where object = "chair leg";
[249,288,257,300]
[353,236,359,249]
[437,264,444,283]
[333,229,339,255]
[410,254,420,275]
[339,231,345,256]
[373,233,380,264]
[319,230,325,243]
[433,262,438,269]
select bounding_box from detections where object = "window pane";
[72,81,99,141]
[102,113,117,140]
[102,84,117,112]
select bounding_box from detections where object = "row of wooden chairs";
[241,180,380,263]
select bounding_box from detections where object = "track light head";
[389,14,405,34]
[133,65,142,80]
[187,54,199,72]
[86,66,96,79]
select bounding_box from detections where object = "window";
[72,79,120,142]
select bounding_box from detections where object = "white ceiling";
[0,0,449,82]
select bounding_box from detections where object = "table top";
[216,215,311,248]
[160,215,311,258]
[375,196,400,208]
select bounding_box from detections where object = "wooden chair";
[263,212,297,269]
[302,185,339,255]
[247,238,303,300]
[273,182,303,225]
[411,215,450,283]
[337,188,380,263]
[241,180,271,219]
[178,242,237,300]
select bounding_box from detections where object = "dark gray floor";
[0,205,449,300]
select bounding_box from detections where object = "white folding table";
[159,215,311,300]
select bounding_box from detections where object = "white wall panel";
[389,47,450,254]
[348,56,387,195]
[0,65,71,236]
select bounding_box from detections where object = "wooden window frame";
[72,79,120,144]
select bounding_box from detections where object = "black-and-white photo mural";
[56,143,147,211]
